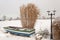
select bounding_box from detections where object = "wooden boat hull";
[4,26,35,37]
[6,30,35,37]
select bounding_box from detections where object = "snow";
[35,19,51,34]
[0,19,53,40]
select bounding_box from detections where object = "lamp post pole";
[47,10,56,39]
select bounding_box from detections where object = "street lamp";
[47,9,56,39]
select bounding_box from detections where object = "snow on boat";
[4,26,35,37]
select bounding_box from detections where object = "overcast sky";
[0,0,60,19]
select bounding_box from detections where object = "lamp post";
[47,10,56,39]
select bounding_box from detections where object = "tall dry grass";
[20,3,40,29]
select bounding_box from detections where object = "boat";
[4,26,35,37]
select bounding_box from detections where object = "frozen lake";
[0,19,54,40]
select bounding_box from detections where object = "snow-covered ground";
[0,19,53,40]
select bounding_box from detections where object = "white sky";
[0,0,60,19]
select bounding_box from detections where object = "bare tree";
[9,17,13,21]
[2,15,6,21]
[15,17,20,20]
